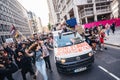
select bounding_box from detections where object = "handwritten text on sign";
[56,42,91,56]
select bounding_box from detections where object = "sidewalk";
[105,27,120,47]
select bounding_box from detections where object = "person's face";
[12,43,16,48]
[2,52,8,57]
[92,31,94,34]
[0,51,4,55]
[18,52,23,56]
[0,45,4,50]
[27,40,30,44]
[3,43,7,48]
[22,44,26,48]
[45,39,49,42]
[40,41,44,45]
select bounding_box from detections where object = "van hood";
[54,42,92,58]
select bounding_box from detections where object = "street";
[8,45,120,80]
[0,0,120,80]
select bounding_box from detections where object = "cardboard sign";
[56,42,91,56]
[75,25,85,34]
[6,38,14,43]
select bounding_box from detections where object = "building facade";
[49,0,113,25]
[111,0,120,18]
[47,0,59,25]
[36,17,43,33]
[0,0,31,43]
[28,11,43,34]
[27,11,38,34]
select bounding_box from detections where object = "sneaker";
[18,69,21,72]
[50,70,53,72]
[100,48,103,51]
[93,51,96,53]
[95,48,98,51]
[104,47,107,50]
[48,69,52,72]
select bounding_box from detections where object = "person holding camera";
[26,40,48,80]
[0,50,18,80]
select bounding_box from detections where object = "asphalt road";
[5,45,120,80]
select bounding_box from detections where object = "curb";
[105,43,120,47]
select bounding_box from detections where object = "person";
[62,27,68,33]
[89,30,97,53]
[111,22,116,34]
[26,41,48,80]
[105,23,110,36]
[0,49,18,80]
[42,40,52,72]
[99,27,107,50]
[92,28,102,51]
[46,36,54,51]
[20,42,27,52]
[93,26,98,34]
[2,43,14,61]
[84,29,91,45]
[16,50,36,80]
[53,27,56,31]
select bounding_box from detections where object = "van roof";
[52,30,76,36]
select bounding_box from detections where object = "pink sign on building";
[83,18,120,29]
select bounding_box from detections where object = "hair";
[28,43,38,52]
[0,50,4,54]
[28,42,41,52]
[17,50,25,55]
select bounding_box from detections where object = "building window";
[0,24,2,31]
[87,0,92,3]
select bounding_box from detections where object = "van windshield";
[54,32,83,47]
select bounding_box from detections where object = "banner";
[5,38,14,43]
[56,42,91,56]
[83,18,120,28]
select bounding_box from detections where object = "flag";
[66,18,77,28]
[10,24,20,38]
[14,30,19,38]
[10,24,16,35]
[10,24,26,39]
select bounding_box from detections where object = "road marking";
[98,66,120,80]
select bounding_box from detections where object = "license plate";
[74,67,87,73]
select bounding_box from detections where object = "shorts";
[100,38,104,43]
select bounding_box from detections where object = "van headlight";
[56,57,66,63]
[88,52,94,57]
[61,59,66,64]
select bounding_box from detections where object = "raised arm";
[25,49,34,57]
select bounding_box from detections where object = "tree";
[48,23,51,30]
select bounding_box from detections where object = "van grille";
[66,53,89,62]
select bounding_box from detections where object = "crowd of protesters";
[0,21,116,80]
[83,22,116,53]
[53,22,116,53]
[0,33,53,80]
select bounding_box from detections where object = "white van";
[52,30,94,73]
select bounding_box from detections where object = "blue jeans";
[106,29,110,36]
[36,60,48,80]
